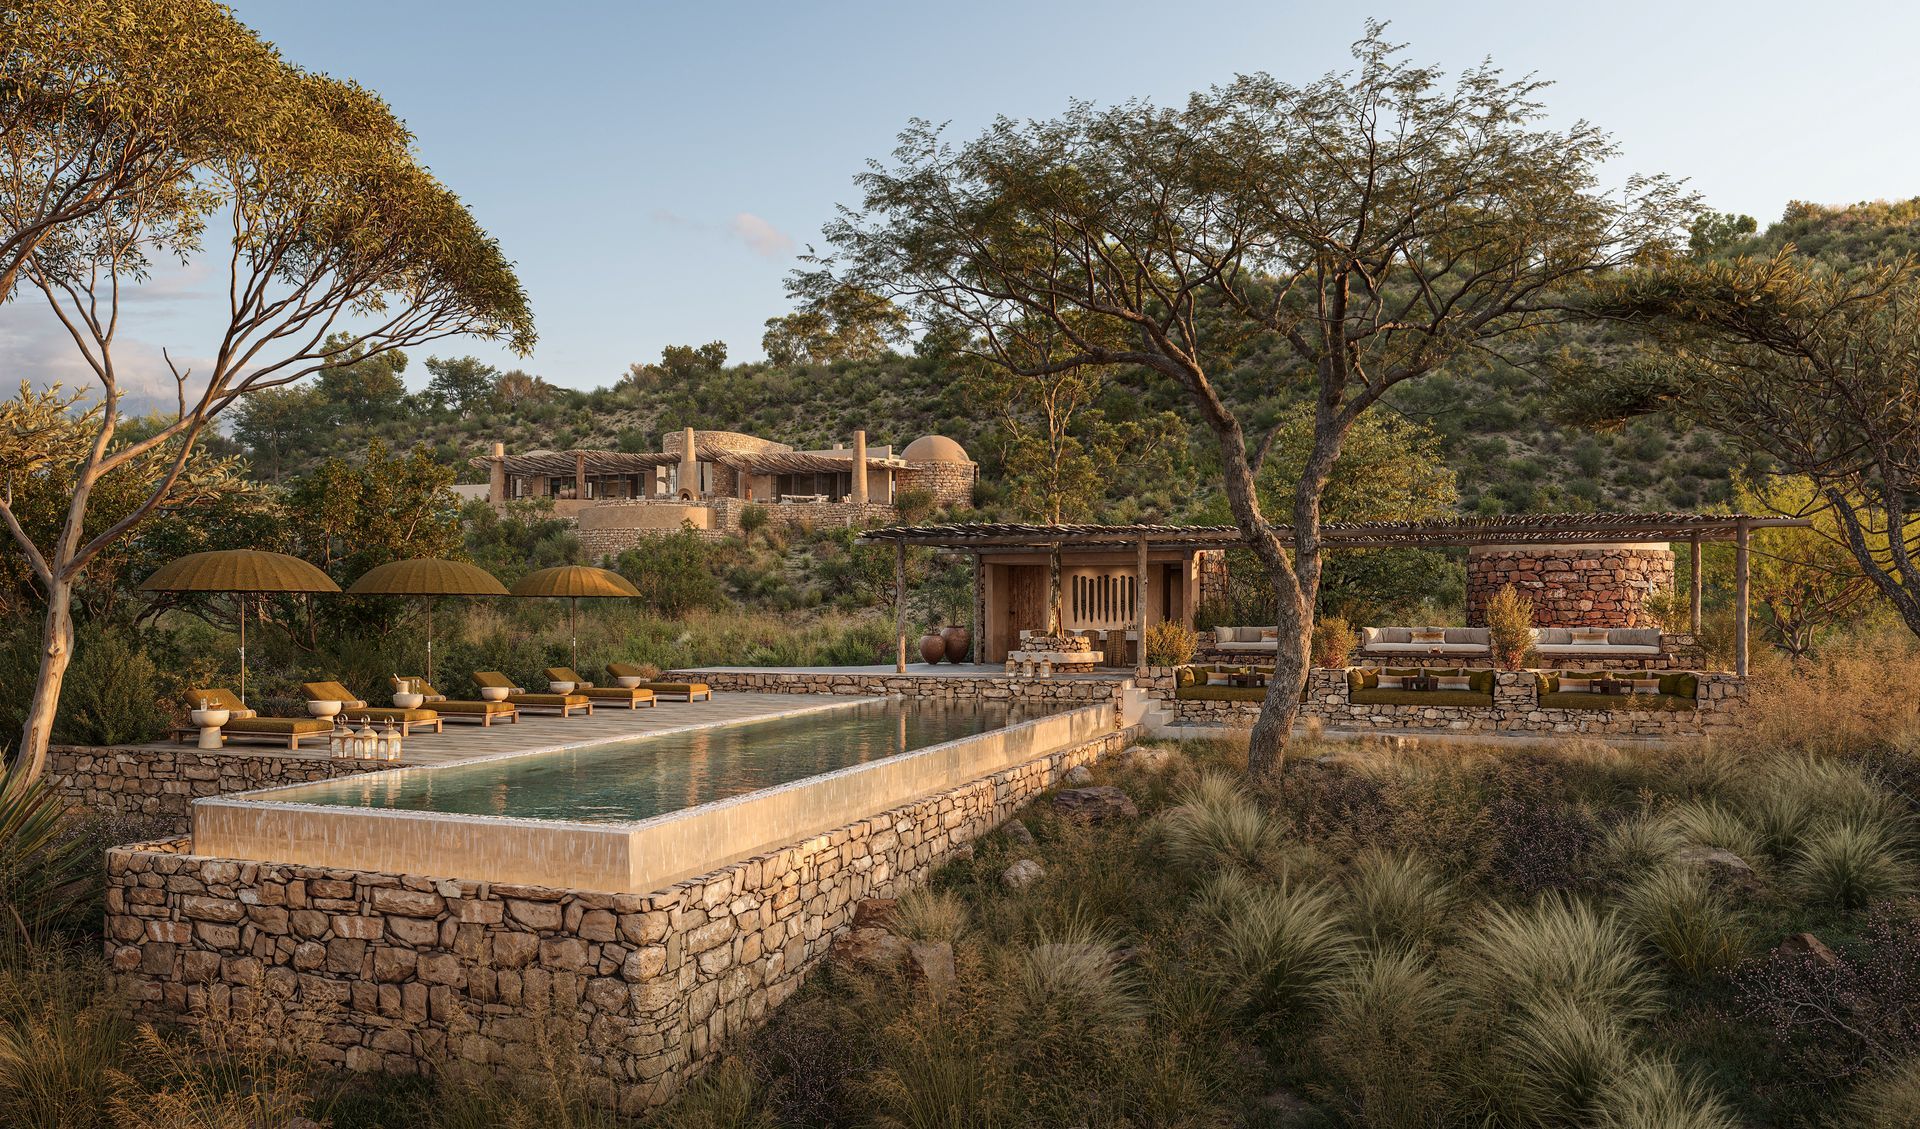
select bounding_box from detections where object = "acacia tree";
[797,26,1689,776]
[1,3,533,781]
[1565,253,1920,643]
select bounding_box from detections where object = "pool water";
[262,699,1056,824]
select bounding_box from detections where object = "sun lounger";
[606,662,713,702]
[543,667,655,709]
[175,688,331,750]
[472,671,593,717]
[302,681,444,735]
[392,677,517,726]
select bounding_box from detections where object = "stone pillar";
[1465,543,1674,627]
[679,426,698,499]
[489,442,506,505]
[852,430,869,505]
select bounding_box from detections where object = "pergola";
[859,512,1813,677]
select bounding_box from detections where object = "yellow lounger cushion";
[347,707,440,723]
[508,692,590,707]
[182,688,257,720]
[634,682,708,696]
[433,700,516,716]
[222,717,331,735]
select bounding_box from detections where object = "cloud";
[727,212,795,258]
[0,303,216,418]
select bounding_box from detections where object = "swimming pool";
[258,698,1056,822]
[191,696,1113,893]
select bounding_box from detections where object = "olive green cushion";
[1659,672,1699,699]
[1175,685,1269,702]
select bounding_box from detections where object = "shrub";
[1345,850,1458,953]
[1310,615,1353,667]
[0,945,134,1129]
[1210,881,1355,1031]
[1017,913,1141,1032]
[888,890,968,943]
[0,765,100,946]
[52,625,167,746]
[891,488,936,524]
[1595,1055,1743,1129]
[1786,821,1912,914]
[611,529,727,616]
[1839,1057,1920,1129]
[1157,774,1285,876]
[655,1057,777,1129]
[738,504,770,536]
[1667,800,1763,862]
[1457,897,1658,1023]
[1486,583,1537,671]
[1490,996,1634,1126]
[1736,905,1920,1084]
[1142,620,1195,666]
[1616,867,1749,980]
[1314,948,1456,1122]
[1597,811,1687,877]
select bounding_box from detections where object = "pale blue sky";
[8,0,1919,402]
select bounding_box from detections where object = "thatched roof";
[716,452,908,476]
[857,513,1812,551]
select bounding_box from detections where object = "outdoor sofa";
[606,663,713,701]
[1357,627,1492,658]
[302,681,444,735]
[1206,626,1283,654]
[543,667,656,709]
[1529,627,1662,657]
[1346,667,1496,706]
[391,677,518,726]
[1535,670,1699,711]
[173,687,332,750]
[472,671,593,717]
[1173,664,1309,702]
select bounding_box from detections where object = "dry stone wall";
[48,745,384,834]
[1157,668,1745,737]
[1466,545,1675,628]
[672,669,1128,711]
[104,723,1140,1112]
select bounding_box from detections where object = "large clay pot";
[940,625,971,663]
[918,632,947,664]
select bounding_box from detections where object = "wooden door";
[1006,565,1049,648]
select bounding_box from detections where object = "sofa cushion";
[1409,627,1447,645]
[1659,672,1700,699]
[1443,627,1489,644]
[1611,628,1661,648]
[1533,628,1572,645]
[1534,643,1662,656]
[1363,627,1413,645]
[1365,642,1492,654]
[1571,627,1610,645]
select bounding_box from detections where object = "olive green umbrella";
[140,549,341,705]
[508,565,640,670]
[346,558,506,684]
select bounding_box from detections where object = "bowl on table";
[548,680,575,693]
[391,692,424,710]
[189,708,231,729]
[614,676,643,688]
[307,699,342,719]
[478,686,510,702]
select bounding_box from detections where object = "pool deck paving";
[145,692,874,768]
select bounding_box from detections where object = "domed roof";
[901,434,971,463]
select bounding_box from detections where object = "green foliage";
[1786,821,1912,914]
[1209,880,1354,1031]
[1157,773,1285,876]
[1344,850,1458,953]
[1310,615,1352,668]
[0,763,99,947]
[0,944,135,1128]
[51,624,167,747]
[1615,867,1748,980]
[612,530,728,618]
[887,890,969,944]
[761,284,907,366]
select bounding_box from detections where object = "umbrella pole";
[425,596,435,685]
[571,597,579,672]
[238,592,247,707]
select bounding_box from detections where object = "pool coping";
[189,698,1115,892]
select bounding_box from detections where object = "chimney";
[678,426,699,498]
[851,429,869,505]
[489,442,506,504]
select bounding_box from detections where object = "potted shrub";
[1310,615,1353,668]
[1143,620,1197,667]
[1487,584,1537,671]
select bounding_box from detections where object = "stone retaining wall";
[1158,668,1746,737]
[48,745,385,834]
[671,668,1130,711]
[104,722,1140,1112]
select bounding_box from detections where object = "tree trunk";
[17,579,75,781]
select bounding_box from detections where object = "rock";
[1063,764,1093,786]
[1777,932,1840,968]
[1003,821,1035,846]
[1125,745,1173,772]
[908,940,956,992]
[833,926,907,970]
[1675,845,1756,886]
[1052,786,1139,823]
[853,898,897,930]
[1001,859,1045,890]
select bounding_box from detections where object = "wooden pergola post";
[1134,536,1149,677]
[1689,532,1703,635]
[1047,543,1062,636]
[970,551,984,664]
[894,541,907,673]
[1734,518,1750,678]
[573,452,587,502]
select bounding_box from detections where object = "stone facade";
[575,498,901,557]
[103,723,1139,1112]
[899,460,975,509]
[1155,667,1746,737]
[48,745,385,834]
[1466,544,1675,628]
